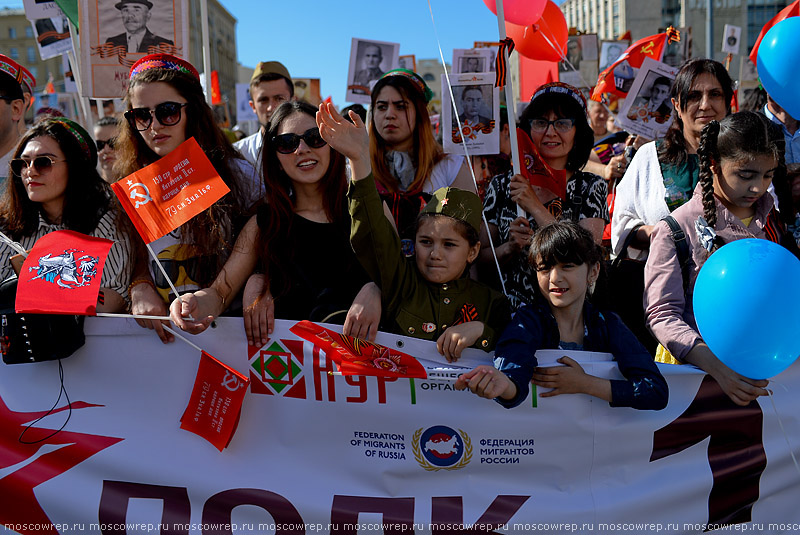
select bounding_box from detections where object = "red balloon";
[506,1,567,62]
[482,0,547,27]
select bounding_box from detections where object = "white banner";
[1,318,799,534]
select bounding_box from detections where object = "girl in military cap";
[318,101,510,362]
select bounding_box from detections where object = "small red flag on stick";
[180,351,249,451]
[16,230,113,315]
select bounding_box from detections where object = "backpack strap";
[663,215,691,292]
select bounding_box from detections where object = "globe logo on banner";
[413,425,472,471]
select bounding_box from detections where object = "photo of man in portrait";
[352,43,385,94]
[462,57,483,73]
[104,0,173,54]
[626,75,672,124]
[454,85,492,132]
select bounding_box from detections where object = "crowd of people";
[1,49,798,411]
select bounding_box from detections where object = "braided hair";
[697,111,788,236]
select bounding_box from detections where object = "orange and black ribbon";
[453,304,479,326]
[666,26,681,45]
[495,37,515,88]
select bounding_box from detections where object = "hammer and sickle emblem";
[128,182,153,208]
[221,371,242,392]
[640,41,655,55]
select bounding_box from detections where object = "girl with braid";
[644,111,798,406]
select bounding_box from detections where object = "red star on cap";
[441,198,448,206]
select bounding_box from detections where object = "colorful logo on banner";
[412,425,472,471]
[16,230,113,315]
[247,340,308,398]
[111,137,230,243]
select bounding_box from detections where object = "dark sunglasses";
[96,138,115,151]
[272,127,327,154]
[10,156,65,177]
[124,102,188,131]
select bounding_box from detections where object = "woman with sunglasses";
[115,53,261,343]
[170,101,375,346]
[94,116,120,184]
[0,117,132,312]
[369,69,474,255]
[480,82,608,310]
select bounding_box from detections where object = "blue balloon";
[693,239,800,379]
[758,17,800,120]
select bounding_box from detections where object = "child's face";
[712,154,777,219]
[534,256,600,311]
[415,217,480,284]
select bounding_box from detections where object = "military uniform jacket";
[348,175,511,349]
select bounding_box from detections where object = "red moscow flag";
[591,31,673,101]
[180,351,249,452]
[16,230,113,315]
[111,137,230,243]
[290,320,428,379]
[517,127,567,201]
[749,0,800,66]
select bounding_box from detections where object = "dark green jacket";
[348,175,511,350]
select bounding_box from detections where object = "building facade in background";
[561,0,788,64]
[187,0,237,114]
[0,8,64,93]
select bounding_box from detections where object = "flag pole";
[66,19,92,130]
[143,242,194,321]
[163,324,204,353]
[0,230,27,257]
[96,313,171,321]
[200,0,212,105]
[495,1,525,218]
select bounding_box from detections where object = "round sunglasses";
[10,156,66,177]
[272,127,327,154]
[124,101,188,131]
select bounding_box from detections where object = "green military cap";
[421,187,483,233]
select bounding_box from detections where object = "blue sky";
[0,0,560,105]
[223,0,514,104]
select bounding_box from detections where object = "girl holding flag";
[115,54,261,343]
[480,82,608,310]
[0,117,132,312]
[170,101,377,346]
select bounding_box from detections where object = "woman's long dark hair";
[659,58,734,166]
[519,92,594,172]
[114,67,252,287]
[256,100,347,299]
[0,118,111,239]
